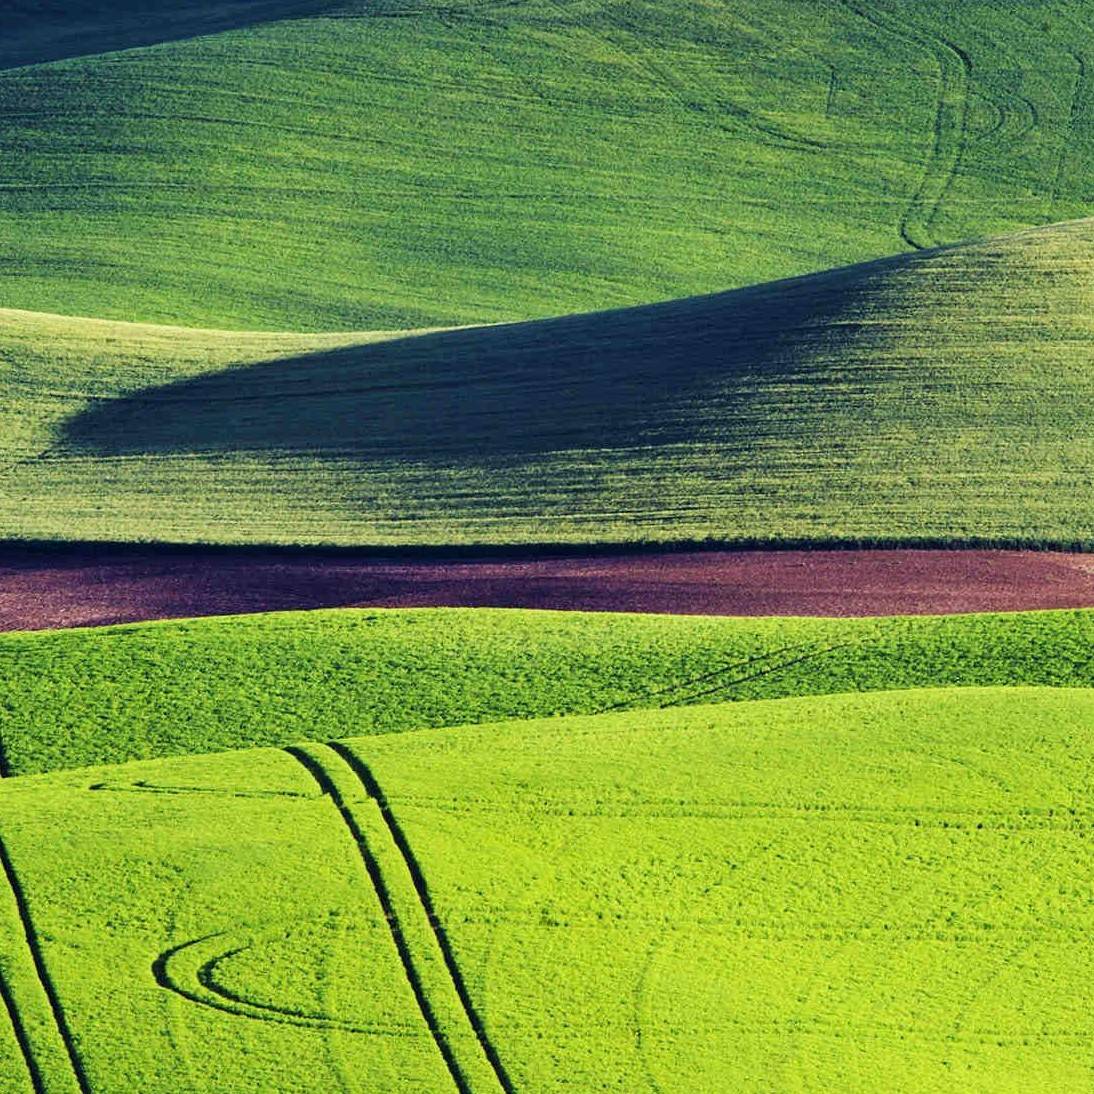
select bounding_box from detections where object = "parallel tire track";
[325,741,515,1094]
[0,836,89,1094]
[283,746,471,1092]
[286,745,511,1093]
[840,0,972,248]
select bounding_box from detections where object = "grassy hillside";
[2,219,1092,546]
[3,605,1094,775]
[1,0,1092,329]
[0,686,1092,1091]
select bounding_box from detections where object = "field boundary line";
[0,836,89,1093]
[325,740,515,1094]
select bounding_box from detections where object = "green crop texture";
[5,0,1094,1087]
[2,1,1094,330]
[2,218,1093,547]
[0,686,1092,1091]
[2,606,1094,776]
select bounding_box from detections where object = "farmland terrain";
[5,0,1094,1090]
[0,686,1091,1091]
[3,219,1094,548]
[4,547,1094,632]
[1,606,1093,775]
[1,0,1093,329]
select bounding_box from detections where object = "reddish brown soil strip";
[2,548,1094,632]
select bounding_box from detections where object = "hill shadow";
[60,253,915,467]
[1,0,341,71]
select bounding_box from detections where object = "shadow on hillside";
[1,0,340,71]
[61,255,909,465]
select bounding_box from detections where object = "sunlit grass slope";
[2,0,1093,328]
[2,686,1093,1091]
[3,605,1094,775]
[2,219,1092,546]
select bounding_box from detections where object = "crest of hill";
[2,218,1093,547]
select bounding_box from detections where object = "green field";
[2,0,1093,330]
[3,218,1094,547]
[6,0,1094,1087]
[1,604,1094,775]
[0,684,1092,1091]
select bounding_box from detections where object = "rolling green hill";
[2,218,1092,547]
[0,685,1092,1091]
[3,605,1094,776]
[1,0,1093,329]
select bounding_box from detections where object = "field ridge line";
[0,836,89,1093]
[324,740,515,1094]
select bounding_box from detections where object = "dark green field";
[2,1,1093,330]
[3,219,1094,547]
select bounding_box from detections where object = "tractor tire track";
[574,0,832,153]
[286,744,510,1094]
[1052,49,1087,202]
[154,930,417,1037]
[840,0,972,248]
[0,967,44,1094]
[325,740,515,1094]
[597,617,901,715]
[88,779,320,799]
[0,836,89,1093]
[283,746,469,1091]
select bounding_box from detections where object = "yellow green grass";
[0,686,1092,1091]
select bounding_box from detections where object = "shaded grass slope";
[3,219,1093,546]
[2,605,1094,775]
[1,686,1093,1090]
[1,1,335,71]
[2,0,1094,328]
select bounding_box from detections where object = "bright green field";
[2,605,1094,775]
[3,218,1094,547]
[1,685,1093,1091]
[2,0,1094,330]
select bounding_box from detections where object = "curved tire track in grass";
[840,1,972,248]
[1053,49,1087,201]
[153,929,418,1036]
